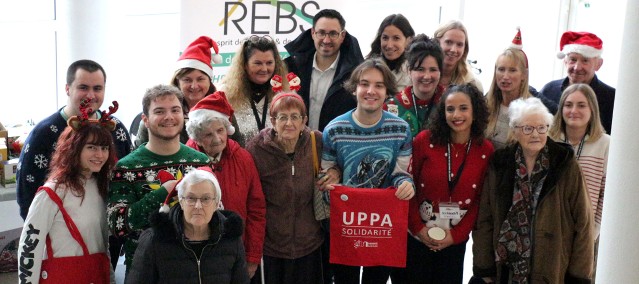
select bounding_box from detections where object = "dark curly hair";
[429,84,489,145]
[47,124,117,200]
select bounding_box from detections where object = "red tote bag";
[329,185,409,267]
[38,187,111,284]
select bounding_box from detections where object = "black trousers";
[405,235,467,284]
[263,247,323,284]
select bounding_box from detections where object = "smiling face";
[515,112,548,156]
[410,55,441,100]
[564,53,602,84]
[312,17,345,60]
[271,107,307,141]
[562,90,592,131]
[245,50,275,85]
[180,181,218,229]
[438,29,466,70]
[178,69,211,110]
[196,119,228,157]
[79,142,109,178]
[143,94,184,141]
[445,92,473,140]
[495,55,524,95]
[381,25,409,61]
[355,68,387,114]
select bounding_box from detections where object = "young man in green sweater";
[107,84,210,271]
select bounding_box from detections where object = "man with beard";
[284,9,364,131]
[107,84,210,272]
[16,59,132,270]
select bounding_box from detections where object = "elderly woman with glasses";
[218,35,290,146]
[126,168,250,284]
[185,92,266,280]
[471,97,594,283]
[246,92,340,284]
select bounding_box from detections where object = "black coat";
[284,29,364,131]
[126,206,249,284]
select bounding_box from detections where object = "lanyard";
[447,139,472,195]
[411,89,435,129]
[564,134,585,159]
[250,95,269,130]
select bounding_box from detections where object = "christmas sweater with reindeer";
[107,143,209,268]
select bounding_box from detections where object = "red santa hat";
[509,27,528,68]
[510,27,523,49]
[176,36,223,78]
[556,31,603,59]
[158,167,221,213]
[188,92,235,135]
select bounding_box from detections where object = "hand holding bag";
[310,131,330,220]
[39,187,111,284]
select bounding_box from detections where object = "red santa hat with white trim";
[176,36,223,78]
[188,92,235,135]
[556,31,603,59]
[509,27,528,68]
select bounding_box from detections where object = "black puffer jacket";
[284,29,364,131]
[126,206,249,284]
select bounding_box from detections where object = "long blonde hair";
[485,48,531,137]
[223,36,288,110]
[549,83,605,141]
[433,20,470,85]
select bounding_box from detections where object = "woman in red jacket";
[408,84,493,283]
[185,92,266,282]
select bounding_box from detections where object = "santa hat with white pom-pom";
[509,27,528,68]
[556,31,603,59]
[176,36,223,79]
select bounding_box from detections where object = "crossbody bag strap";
[39,186,90,256]
[310,131,319,176]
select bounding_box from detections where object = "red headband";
[270,93,305,111]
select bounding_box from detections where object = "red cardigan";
[186,138,266,264]
[409,130,493,244]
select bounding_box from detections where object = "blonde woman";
[220,35,289,146]
[433,20,483,92]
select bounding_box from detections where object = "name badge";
[439,201,461,220]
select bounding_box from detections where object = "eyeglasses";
[243,35,275,47]
[515,125,549,135]
[181,196,216,207]
[314,30,343,40]
[273,114,304,123]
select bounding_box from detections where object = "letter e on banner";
[329,185,409,267]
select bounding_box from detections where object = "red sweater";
[409,130,493,244]
[186,138,266,264]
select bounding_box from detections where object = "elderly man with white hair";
[184,92,266,281]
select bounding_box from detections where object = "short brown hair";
[343,58,397,96]
[142,84,184,116]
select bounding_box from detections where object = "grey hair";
[176,169,222,202]
[508,97,554,128]
[186,109,235,141]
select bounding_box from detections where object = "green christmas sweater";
[107,143,210,269]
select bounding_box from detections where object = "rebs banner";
[329,185,408,267]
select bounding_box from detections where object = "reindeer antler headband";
[67,98,119,131]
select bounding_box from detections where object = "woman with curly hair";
[220,35,289,146]
[408,84,493,283]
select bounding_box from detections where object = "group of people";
[15,7,613,284]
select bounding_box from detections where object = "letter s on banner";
[329,185,409,267]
